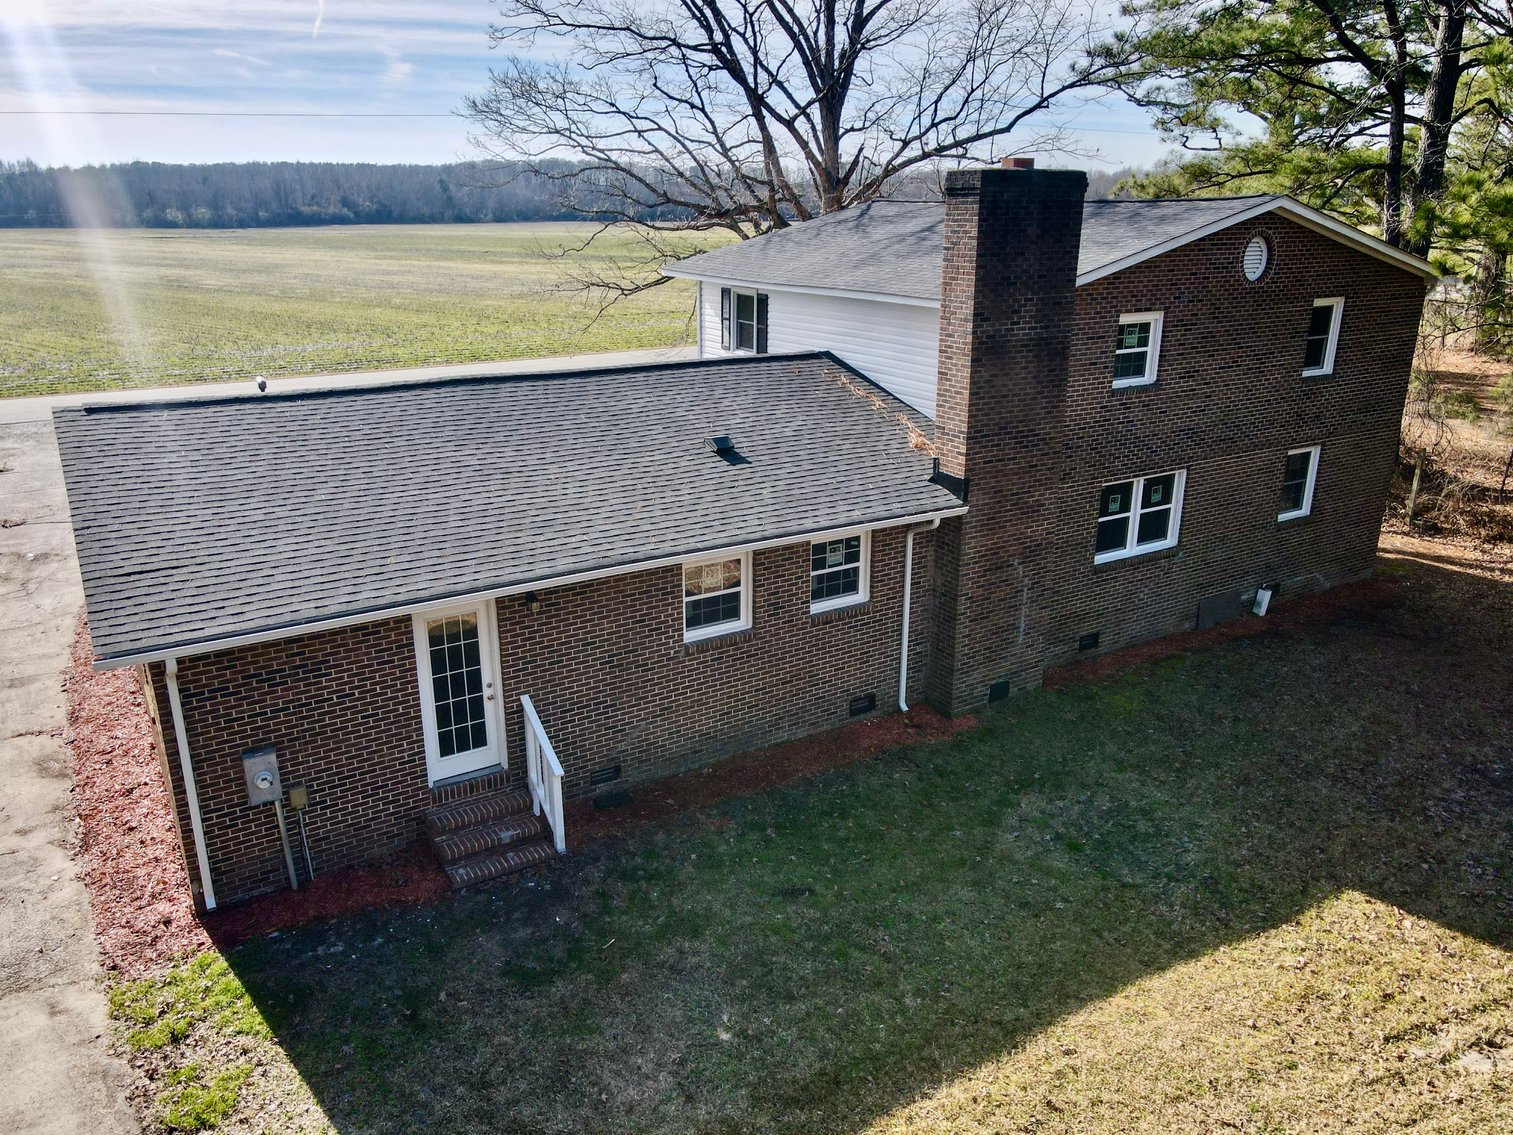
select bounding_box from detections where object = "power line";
[0,110,457,118]
[0,108,1154,135]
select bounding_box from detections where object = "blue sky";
[0,1,1161,170]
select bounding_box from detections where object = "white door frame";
[412,597,507,785]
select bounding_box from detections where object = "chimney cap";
[999,156,1035,170]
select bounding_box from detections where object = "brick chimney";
[927,165,1087,714]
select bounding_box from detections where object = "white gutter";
[897,517,942,712]
[164,657,217,911]
[95,506,969,671]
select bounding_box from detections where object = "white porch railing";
[521,694,567,855]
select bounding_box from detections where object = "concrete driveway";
[0,345,694,1133]
[0,408,138,1134]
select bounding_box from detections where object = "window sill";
[682,627,756,654]
[1111,377,1156,391]
[1276,510,1314,525]
[1092,543,1181,572]
[1300,369,1335,380]
[810,599,871,623]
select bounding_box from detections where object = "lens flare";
[3,2,154,379]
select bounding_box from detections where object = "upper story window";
[810,532,870,613]
[1278,445,1320,521]
[683,553,751,642]
[720,287,769,354]
[1095,470,1185,563]
[1113,311,1163,388]
[1303,298,1344,376]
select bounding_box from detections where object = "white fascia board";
[93,505,968,671]
[1075,197,1436,287]
[661,268,940,309]
[1268,201,1438,280]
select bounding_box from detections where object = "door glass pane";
[427,613,487,758]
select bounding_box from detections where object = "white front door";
[413,600,504,784]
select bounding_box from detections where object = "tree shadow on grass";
[225,554,1511,1134]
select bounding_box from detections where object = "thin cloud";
[378,43,413,85]
[312,0,324,38]
[211,47,272,67]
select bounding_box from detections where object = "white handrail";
[520,694,567,855]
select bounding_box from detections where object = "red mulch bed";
[63,577,1402,975]
[566,706,978,848]
[64,616,450,972]
[64,613,213,977]
[202,841,450,948]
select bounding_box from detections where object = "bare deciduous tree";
[464,0,1138,293]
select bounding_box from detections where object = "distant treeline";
[0,158,1139,229]
[0,159,678,228]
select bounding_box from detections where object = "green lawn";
[0,224,715,398]
[111,550,1512,1133]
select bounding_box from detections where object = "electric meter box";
[241,745,282,806]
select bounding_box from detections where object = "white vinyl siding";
[697,283,941,417]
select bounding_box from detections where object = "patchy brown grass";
[105,540,1511,1134]
[862,891,1512,1135]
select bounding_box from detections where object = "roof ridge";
[64,351,834,416]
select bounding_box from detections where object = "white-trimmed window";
[809,532,870,613]
[1303,298,1343,376]
[1278,445,1320,521]
[1113,311,1163,388]
[719,287,769,354]
[1094,470,1186,563]
[682,552,751,641]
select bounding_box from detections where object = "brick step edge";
[432,813,550,863]
[424,789,533,837]
[443,837,557,890]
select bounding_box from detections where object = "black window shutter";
[720,288,732,350]
[756,293,769,354]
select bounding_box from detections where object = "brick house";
[55,165,1431,909]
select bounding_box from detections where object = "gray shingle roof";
[666,196,1288,300]
[55,354,962,663]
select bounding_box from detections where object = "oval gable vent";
[1243,234,1270,281]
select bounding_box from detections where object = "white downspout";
[898,517,942,712]
[164,657,217,911]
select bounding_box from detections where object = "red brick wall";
[1038,217,1425,669]
[145,526,935,906]
[495,527,931,798]
[927,186,1426,712]
[930,167,1088,712]
[147,618,428,906]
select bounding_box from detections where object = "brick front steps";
[424,787,556,890]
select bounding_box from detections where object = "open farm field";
[0,223,712,397]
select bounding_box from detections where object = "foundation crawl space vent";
[589,763,622,787]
